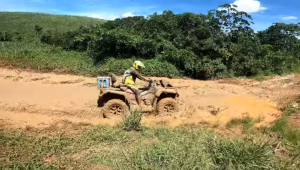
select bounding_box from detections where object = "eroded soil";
[0,68,299,129]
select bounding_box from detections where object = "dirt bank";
[0,68,299,129]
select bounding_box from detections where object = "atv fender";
[98,90,131,107]
[154,88,179,98]
[152,89,179,111]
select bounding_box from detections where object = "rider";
[122,60,152,106]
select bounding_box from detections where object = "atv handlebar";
[144,79,155,89]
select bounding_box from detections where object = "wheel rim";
[163,104,175,112]
[109,104,124,115]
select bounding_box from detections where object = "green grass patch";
[269,100,300,147]
[271,117,300,146]
[252,74,268,81]
[262,98,300,168]
[119,109,143,131]
[0,12,105,41]
[1,123,293,170]
[0,41,98,76]
[226,116,264,131]
[1,107,298,169]
[0,41,180,78]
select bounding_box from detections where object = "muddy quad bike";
[97,73,179,118]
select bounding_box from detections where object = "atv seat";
[112,83,126,88]
[119,86,147,93]
[103,87,122,91]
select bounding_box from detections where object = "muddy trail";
[0,68,299,129]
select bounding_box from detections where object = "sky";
[0,0,299,31]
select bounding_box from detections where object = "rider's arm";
[130,69,150,82]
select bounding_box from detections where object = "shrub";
[119,109,143,131]
[97,57,180,78]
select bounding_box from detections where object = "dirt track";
[0,68,299,129]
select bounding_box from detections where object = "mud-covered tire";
[102,99,129,118]
[156,97,179,116]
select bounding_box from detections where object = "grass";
[0,122,292,170]
[269,100,300,147]
[0,12,105,40]
[119,109,143,131]
[224,99,300,148]
[249,98,300,169]
[271,117,300,146]
[226,116,264,131]
[0,73,299,170]
[1,107,300,170]
[0,41,180,78]
[0,41,99,76]
[252,74,268,81]
[0,12,300,167]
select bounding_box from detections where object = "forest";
[1,4,300,79]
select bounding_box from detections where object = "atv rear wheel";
[102,99,129,118]
[156,97,179,116]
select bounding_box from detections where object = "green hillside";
[0,12,105,39]
[0,4,300,79]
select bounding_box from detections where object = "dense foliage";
[1,4,300,79]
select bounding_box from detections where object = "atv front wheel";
[156,98,179,116]
[102,99,129,118]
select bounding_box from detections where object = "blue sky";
[0,0,299,31]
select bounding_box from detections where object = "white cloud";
[121,12,135,18]
[219,0,267,13]
[78,5,157,20]
[233,0,267,13]
[280,16,297,20]
[120,12,149,18]
[0,0,155,20]
[76,12,140,20]
[78,13,120,20]
[77,11,149,20]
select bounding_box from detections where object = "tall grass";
[270,99,300,147]
[0,41,98,76]
[0,123,293,170]
[119,109,143,131]
[114,127,276,170]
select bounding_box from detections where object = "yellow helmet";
[133,60,145,70]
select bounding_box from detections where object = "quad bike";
[97,74,180,118]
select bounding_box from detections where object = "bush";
[87,29,160,63]
[140,58,180,78]
[0,42,180,78]
[0,31,13,41]
[119,110,143,131]
[97,57,180,78]
[40,29,65,46]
